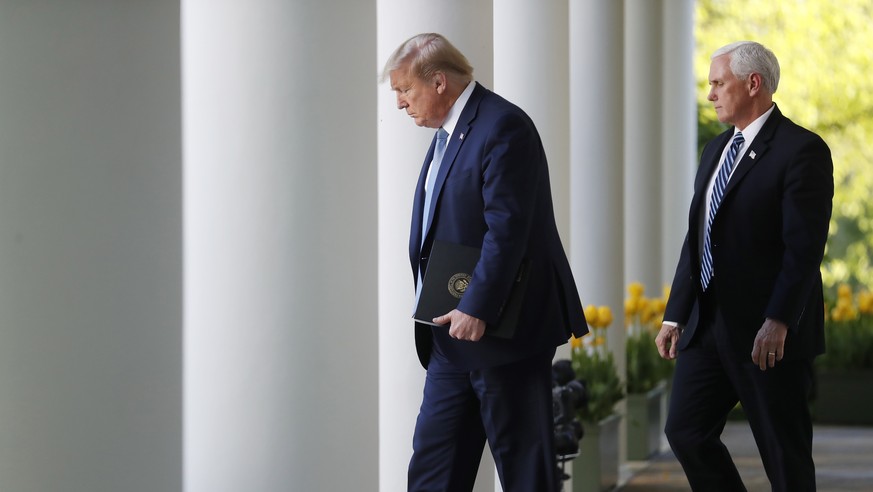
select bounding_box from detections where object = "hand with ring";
[752,319,788,370]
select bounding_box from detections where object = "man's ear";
[433,72,447,94]
[748,72,763,96]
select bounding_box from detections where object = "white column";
[493,6,571,488]
[624,0,664,293]
[376,3,493,492]
[661,0,697,288]
[183,2,378,491]
[570,1,625,369]
[571,0,628,479]
[493,2,572,370]
[494,0,571,247]
[0,2,182,491]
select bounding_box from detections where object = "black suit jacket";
[664,105,833,360]
[409,83,587,370]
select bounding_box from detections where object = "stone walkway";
[618,421,873,491]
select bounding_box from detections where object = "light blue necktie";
[421,127,449,246]
[700,131,744,290]
[415,127,449,302]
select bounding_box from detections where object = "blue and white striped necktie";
[701,131,744,290]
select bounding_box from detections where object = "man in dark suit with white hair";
[657,41,833,491]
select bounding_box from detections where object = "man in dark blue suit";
[656,41,833,491]
[382,33,587,491]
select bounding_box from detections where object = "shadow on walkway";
[619,421,873,491]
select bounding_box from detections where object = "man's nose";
[396,95,406,110]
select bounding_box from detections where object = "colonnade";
[0,1,694,491]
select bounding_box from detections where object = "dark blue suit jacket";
[410,83,587,370]
[664,105,833,360]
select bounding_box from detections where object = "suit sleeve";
[664,231,698,325]
[765,134,834,328]
[457,111,541,323]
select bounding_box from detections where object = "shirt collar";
[734,103,775,146]
[440,81,476,137]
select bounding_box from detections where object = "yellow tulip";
[597,305,614,328]
[838,284,852,300]
[628,282,645,299]
[831,303,858,322]
[638,297,651,313]
[640,306,656,324]
[836,296,853,309]
[570,335,583,350]
[625,297,640,317]
[858,291,873,314]
[584,304,600,327]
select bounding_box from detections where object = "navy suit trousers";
[665,286,816,491]
[408,344,558,492]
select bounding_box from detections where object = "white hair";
[713,41,780,94]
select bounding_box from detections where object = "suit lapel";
[722,105,781,197]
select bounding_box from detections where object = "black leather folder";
[413,240,528,339]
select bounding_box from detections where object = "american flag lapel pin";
[750,150,757,159]
[459,133,465,140]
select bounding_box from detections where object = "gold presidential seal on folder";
[448,272,472,298]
